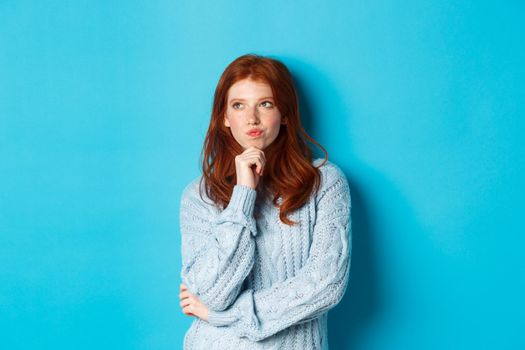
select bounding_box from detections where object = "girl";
[178,54,351,349]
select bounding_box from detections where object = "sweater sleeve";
[206,167,352,341]
[180,180,258,311]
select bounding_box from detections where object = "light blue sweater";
[180,158,352,349]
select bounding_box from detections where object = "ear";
[224,114,230,127]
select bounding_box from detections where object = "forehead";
[227,78,274,99]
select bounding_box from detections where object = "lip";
[246,128,263,137]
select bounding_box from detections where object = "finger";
[180,298,191,308]
[180,283,187,291]
[183,304,194,315]
[179,291,190,300]
[251,149,266,168]
[243,154,264,174]
[238,149,265,164]
[255,158,264,175]
[182,308,194,316]
[240,147,264,158]
[258,149,266,162]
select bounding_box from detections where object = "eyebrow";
[229,97,275,102]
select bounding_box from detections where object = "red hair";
[199,54,328,226]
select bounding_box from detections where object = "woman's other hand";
[235,146,266,189]
[180,283,209,322]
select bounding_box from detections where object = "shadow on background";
[328,176,381,349]
[289,58,383,349]
[289,57,426,349]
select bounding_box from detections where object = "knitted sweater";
[179,158,352,349]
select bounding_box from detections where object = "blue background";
[1,0,524,349]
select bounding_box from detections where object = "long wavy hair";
[199,53,328,226]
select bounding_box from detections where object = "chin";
[243,140,267,150]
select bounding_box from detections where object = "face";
[224,78,286,150]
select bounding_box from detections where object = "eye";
[260,101,274,108]
[232,102,242,109]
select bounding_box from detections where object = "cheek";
[267,116,282,132]
[226,116,242,132]
[233,122,246,136]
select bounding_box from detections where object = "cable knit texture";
[180,158,352,349]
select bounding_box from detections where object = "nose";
[247,105,260,125]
